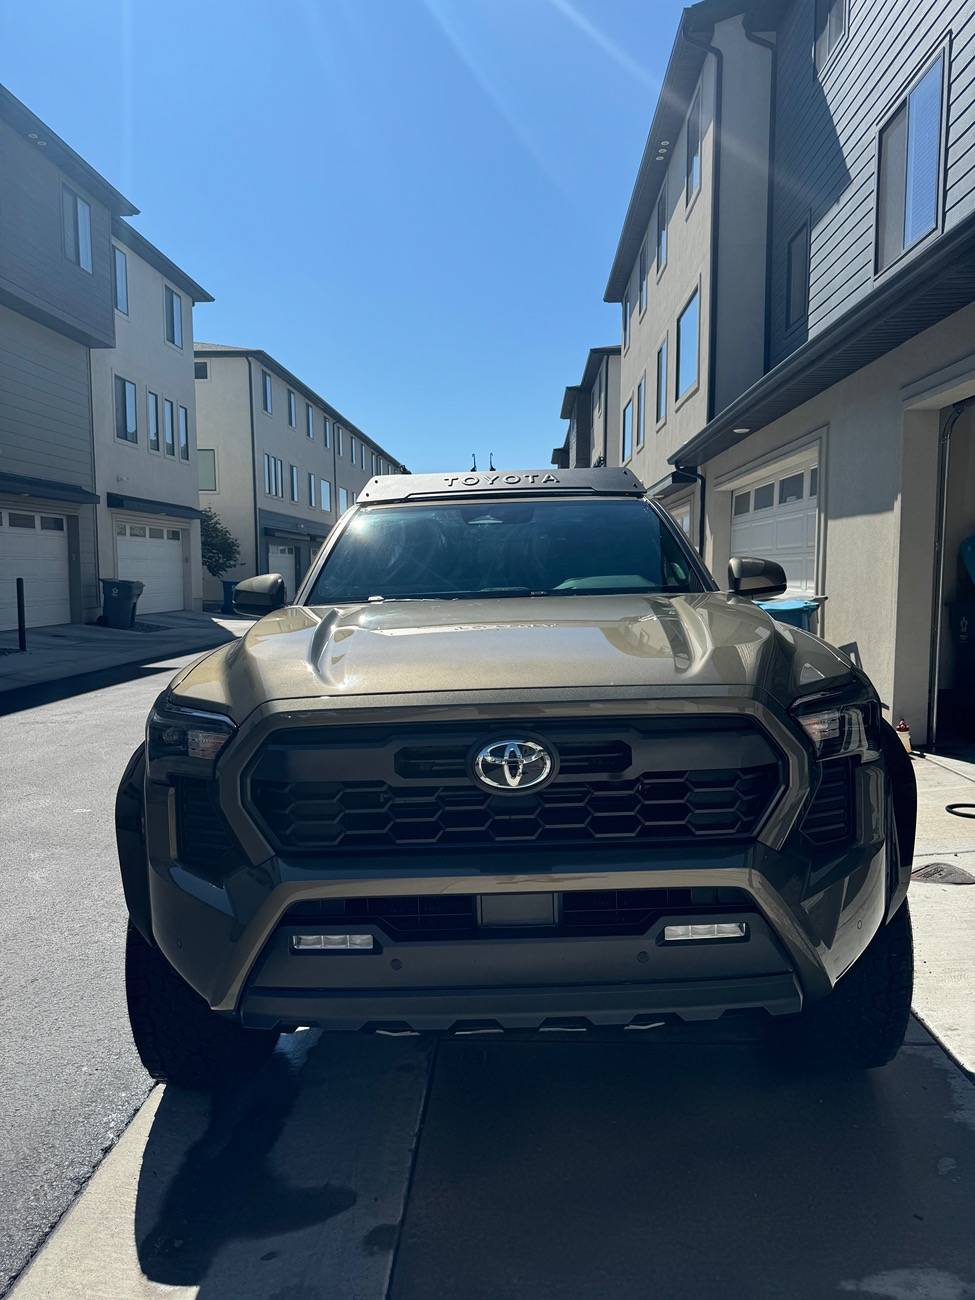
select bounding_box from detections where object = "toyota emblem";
[472,739,555,792]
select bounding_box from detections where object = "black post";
[16,577,27,652]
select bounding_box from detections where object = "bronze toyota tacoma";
[116,468,915,1087]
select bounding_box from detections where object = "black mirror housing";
[233,574,287,616]
[728,555,788,599]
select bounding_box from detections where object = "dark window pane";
[194,361,209,380]
[40,516,65,531]
[733,492,750,517]
[878,104,908,270]
[786,226,808,329]
[809,466,819,497]
[779,472,804,504]
[178,406,189,461]
[9,513,36,528]
[129,525,147,538]
[113,247,128,313]
[167,530,181,541]
[149,527,164,539]
[147,392,159,451]
[686,90,701,200]
[656,341,667,423]
[676,290,699,398]
[753,483,774,510]
[657,182,668,267]
[622,400,632,462]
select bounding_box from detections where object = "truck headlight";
[146,701,235,765]
[790,696,879,760]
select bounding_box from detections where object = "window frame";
[323,415,331,448]
[308,472,317,508]
[164,285,183,349]
[194,360,209,381]
[338,486,350,514]
[113,246,128,314]
[290,464,300,502]
[785,218,810,333]
[874,45,948,278]
[163,398,176,457]
[636,373,646,450]
[262,370,273,414]
[813,0,847,77]
[621,397,633,464]
[306,402,315,439]
[178,405,190,462]
[655,335,668,429]
[685,87,702,207]
[147,390,160,453]
[114,375,138,444]
[61,186,92,273]
[638,240,649,315]
[622,287,631,352]
[320,477,332,511]
[198,447,217,492]
[675,285,701,406]
[656,180,668,276]
[287,390,297,428]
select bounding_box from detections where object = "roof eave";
[112,219,214,303]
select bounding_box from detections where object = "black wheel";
[125,923,279,1088]
[773,901,914,1069]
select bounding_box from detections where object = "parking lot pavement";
[11,1019,975,1300]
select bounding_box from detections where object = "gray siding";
[768,0,975,368]
[0,119,115,348]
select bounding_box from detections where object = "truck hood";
[171,593,854,718]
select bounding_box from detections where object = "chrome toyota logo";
[473,739,554,791]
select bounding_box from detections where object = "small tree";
[201,507,241,580]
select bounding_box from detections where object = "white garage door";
[268,544,296,600]
[0,508,71,630]
[116,520,184,614]
[730,464,819,594]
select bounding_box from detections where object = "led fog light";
[663,922,747,942]
[292,933,375,951]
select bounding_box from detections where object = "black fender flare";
[879,719,916,919]
[115,742,152,944]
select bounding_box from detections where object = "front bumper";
[136,694,894,1031]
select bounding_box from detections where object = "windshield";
[306,498,705,603]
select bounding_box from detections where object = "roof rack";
[357,467,647,504]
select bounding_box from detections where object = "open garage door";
[730,464,818,594]
[116,520,184,614]
[0,508,71,630]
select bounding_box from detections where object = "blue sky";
[1,0,685,471]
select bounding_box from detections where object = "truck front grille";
[246,718,783,855]
[174,777,241,875]
[284,886,752,942]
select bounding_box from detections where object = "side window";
[262,370,273,414]
[198,448,217,492]
[786,223,809,330]
[686,89,701,203]
[877,53,945,272]
[164,286,183,348]
[676,289,700,400]
[114,376,137,443]
[113,247,128,313]
[621,398,633,462]
[814,0,846,73]
[62,187,92,272]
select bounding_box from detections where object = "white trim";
[900,353,975,409]
[712,428,824,493]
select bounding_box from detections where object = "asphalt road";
[0,656,195,1295]
[3,662,975,1298]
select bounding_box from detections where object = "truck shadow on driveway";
[131,1022,975,1300]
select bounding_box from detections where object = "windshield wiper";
[320,587,538,604]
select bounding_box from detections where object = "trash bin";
[100,578,144,629]
[221,579,237,615]
[756,597,821,633]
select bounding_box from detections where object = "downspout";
[245,356,260,576]
[681,23,722,563]
[926,399,972,750]
[743,24,777,376]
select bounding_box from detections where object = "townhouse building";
[0,85,135,630]
[595,0,975,747]
[194,345,407,602]
[90,221,212,614]
[553,347,621,472]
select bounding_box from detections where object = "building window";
[194,361,209,380]
[164,286,183,348]
[636,374,646,449]
[114,376,137,443]
[335,425,343,457]
[273,457,283,497]
[62,187,92,272]
[686,88,701,203]
[655,340,668,425]
[591,382,599,434]
[264,452,272,495]
[290,464,299,501]
[877,53,945,272]
[349,435,357,465]
[639,241,648,314]
[810,466,819,496]
[147,391,160,452]
[163,399,175,456]
[308,472,317,508]
[178,406,190,461]
[338,486,350,513]
[622,289,631,350]
[621,398,633,463]
[113,247,128,314]
[198,448,217,492]
[753,482,774,510]
[676,288,700,400]
[306,403,315,438]
[814,0,846,72]
[656,181,668,270]
[786,224,809,329]
[360,442,367,469]
[779,471,804,504]
[323,416,330,448]
[320,478,331,511]
[262,370,273,413]
[287,390,297,428]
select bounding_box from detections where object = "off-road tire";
[125,922,279,1088]
[773,901,913,1069]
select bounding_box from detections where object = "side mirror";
[728,555,787,599]
[233,574,287,616]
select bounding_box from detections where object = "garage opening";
[932,408,975,748]
[0,509,71,630]
[116,519,185,614]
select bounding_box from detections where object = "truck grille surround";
[244,719,785,854]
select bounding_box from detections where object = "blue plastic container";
[756,597,820,632]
